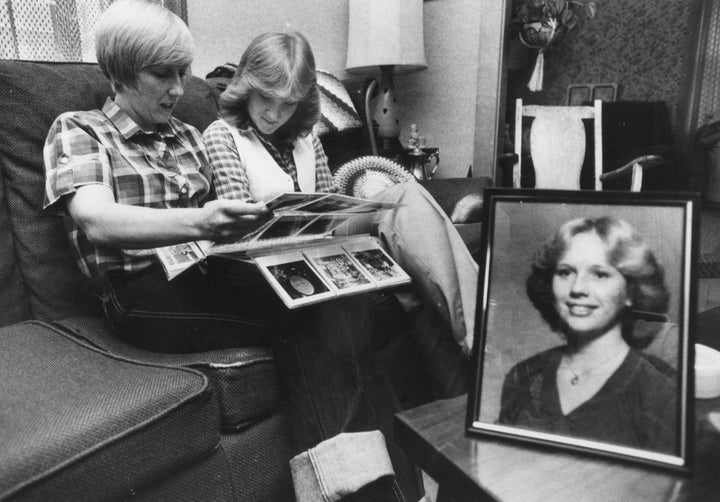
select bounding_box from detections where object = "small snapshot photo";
[254,214,319,241]
[592,83,618,102]
[567,84,591,106]
[254,252,335,308]
[297,215,350,237]
[342,238,411,288]
[265,192,326,211]
[467,189,697,473]
[294,194,365,213]
[161,242,204,265]
[303,244,376,294]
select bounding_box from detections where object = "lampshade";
[346,0,427,152]
[345,0,427,74]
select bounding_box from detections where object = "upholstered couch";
[0,60,487,501]
[0,59,299,502]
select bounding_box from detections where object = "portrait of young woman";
[468,189,696,471]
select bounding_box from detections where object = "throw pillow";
[314,69,363,136]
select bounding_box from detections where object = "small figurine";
[408,123,420,150]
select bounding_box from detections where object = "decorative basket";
[333,156,416,199]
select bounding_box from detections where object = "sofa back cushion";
[0,60,219,326]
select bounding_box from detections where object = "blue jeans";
[337,182,476,397]
[291,431,407,502]
[102,260,421,500]
[336,182,478,353]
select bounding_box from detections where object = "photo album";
[155,192,410,308]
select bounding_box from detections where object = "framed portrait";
[592,83,618,102]
[567,83,618,105]
[567,84,591,106]
[467,189,698,473]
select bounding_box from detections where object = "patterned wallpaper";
[507,0,692,127]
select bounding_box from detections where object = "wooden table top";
[394,395,720,502]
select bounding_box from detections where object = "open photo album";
[252,236,410,308]
[155,192,410,308]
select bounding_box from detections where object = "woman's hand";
[66,184,272,248]
[200,199,272,241]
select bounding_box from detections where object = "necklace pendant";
[570,375,579,385]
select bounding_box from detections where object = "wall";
[188,0,349,84]
[187,0,483,179]
[397,0,483,178]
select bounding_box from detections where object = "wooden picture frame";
[567,84,592,106]
[592,83,618,102]
[567,83,618,105]
[467,189,697,473]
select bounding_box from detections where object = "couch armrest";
[419,176,491,224]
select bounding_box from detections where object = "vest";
[223,120,316,202]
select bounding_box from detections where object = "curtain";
[697,0,720,125]
[0,0,186,62]
[674,0,720,193]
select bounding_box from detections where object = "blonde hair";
[526,216,669,348]
[95,0,193,90]
[220,32,320,141]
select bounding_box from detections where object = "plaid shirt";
[203,119,335,201]
[43,98,213,289]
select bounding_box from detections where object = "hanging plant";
[510,0,598,91]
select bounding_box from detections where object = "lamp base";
[379,137,404,154]
[373,65,401,150]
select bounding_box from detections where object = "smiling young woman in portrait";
[498,216,677,454]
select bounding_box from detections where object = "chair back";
[513,98,603,190]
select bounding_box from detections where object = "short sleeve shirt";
[43,98,213,288]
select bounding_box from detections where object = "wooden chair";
[512,98,664,191]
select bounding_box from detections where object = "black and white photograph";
[254,251,335,308]
[468,189,696,472]
[264,192,328,211]
[162,242,204,265]
[297,215,350,237]
[591,83,618,102]
[253,214,320,241]
[5,0,720,500]
[302,245,376,293]
[567,84,591,106]
[342,239,411,288]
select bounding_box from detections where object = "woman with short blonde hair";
[94,0,193,90]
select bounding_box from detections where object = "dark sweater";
[499,346,677,454]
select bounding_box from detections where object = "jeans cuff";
[290,430,396,502]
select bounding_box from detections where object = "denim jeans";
[336,182,479,353]
[102,260,422,500]
[291,431,406,502]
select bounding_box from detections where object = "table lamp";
[345,0,427,152]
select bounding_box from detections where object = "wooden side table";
[394,395,720,502]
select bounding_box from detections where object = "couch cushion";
[0,163,30,326]
[220,414,296,501]
[0,60,220,324]
[56,316,283,429]
[126,446,236,501]
[0,320,221,501]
